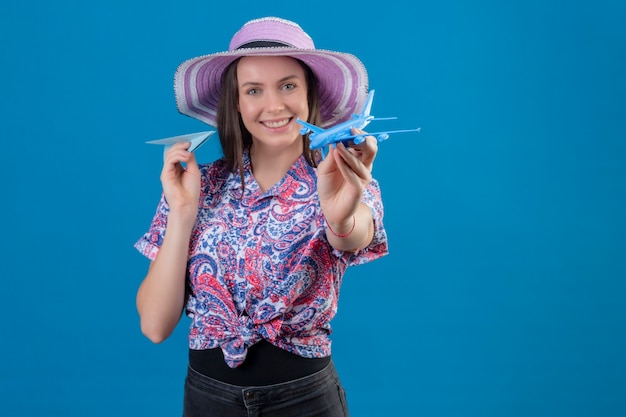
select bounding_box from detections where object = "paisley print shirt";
[135,152,388,368]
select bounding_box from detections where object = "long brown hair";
[216,57,322,190]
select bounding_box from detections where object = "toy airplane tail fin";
[359,89,376,117]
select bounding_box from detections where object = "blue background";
[1,1,625,416]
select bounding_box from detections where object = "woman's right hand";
[160,142,201,217]
[137,142,199,344]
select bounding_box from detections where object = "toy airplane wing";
[296,118,326,135]
[344,128,421,144]
[309,127,421,149]
[146,131,216,153]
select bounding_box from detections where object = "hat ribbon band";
[236,40,293,49]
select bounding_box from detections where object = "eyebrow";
[240,74,300,89]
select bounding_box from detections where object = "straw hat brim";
[174,47,369,128]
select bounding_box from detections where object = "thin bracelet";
[327,215,356,238]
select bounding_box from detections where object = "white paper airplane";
[146,131,216,154]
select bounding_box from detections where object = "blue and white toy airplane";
[146,131,215,157]
[297,89,420,158]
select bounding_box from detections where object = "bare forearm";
[326,203,374,252]
[136,214,195,343]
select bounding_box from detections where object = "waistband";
[189,339,331,386]
[186,359,340,407]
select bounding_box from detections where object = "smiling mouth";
[262,118,291,128]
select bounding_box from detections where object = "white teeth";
[264,119,290,128]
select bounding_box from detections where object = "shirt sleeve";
[133,193,170,261]
[333,178,389,265]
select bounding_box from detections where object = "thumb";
[184,152,200,175]
[319,145,337,171]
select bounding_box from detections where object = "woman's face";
[236,55,309,153]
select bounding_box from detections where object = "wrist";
[166,208,197,232]
[326,215,356,238]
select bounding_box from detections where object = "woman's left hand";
[316,128,378,225]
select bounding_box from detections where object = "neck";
[249,142,302,192]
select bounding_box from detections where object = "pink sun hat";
[174,17,369,128]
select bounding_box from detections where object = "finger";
[161,147,194,182]
[184,151,200,175]
[347,130,377,168]
[335,141,370,172]
[164,148,193,167]
[334,143,372,184]
[169,141,192,151]
[350,129,377,151]
[318,145,339,173]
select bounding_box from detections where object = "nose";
[265,91,285,113]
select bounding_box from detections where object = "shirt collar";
[223,151,317,201]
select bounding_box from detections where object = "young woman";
[135,16,389,417]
